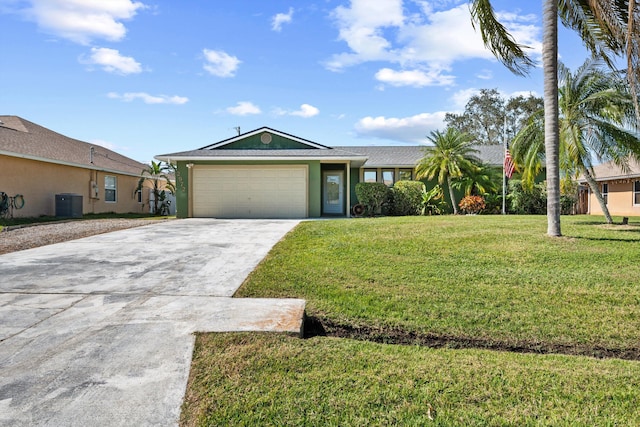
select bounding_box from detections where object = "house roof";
[0,116,147,176]
[155,126,506,168]
[578,158,640,182]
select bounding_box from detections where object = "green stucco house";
[155,127,503,219]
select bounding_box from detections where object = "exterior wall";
[1,155,148,218]
[175,160,322,218]
[218,134,315,150]
[588,179,640,216]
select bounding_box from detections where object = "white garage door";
[192,165,308,218]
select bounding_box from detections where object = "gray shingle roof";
[0,116,147,176]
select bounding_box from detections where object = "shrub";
[355,182,390,216]
[388,181,424,216]
[421,185,445,215]
[508,179,546,214]
[458,195,486,214]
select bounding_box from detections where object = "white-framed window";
[601,182,608,205]
[364,169,377,183]
[634,181,640,205]
[105,176,117,203]
[398,169,413,181]
[382,170,394,186]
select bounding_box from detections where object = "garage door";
[192,165,308,218]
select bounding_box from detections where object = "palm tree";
[511,59,640,224]
[416,129,480,214]
[452,161,500,197]
[469,0,640,236]
[136,160,175,215]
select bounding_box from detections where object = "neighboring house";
[155,127,503,219]
[578,159,640,216]
[0,115,151,218]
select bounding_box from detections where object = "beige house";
[578,159,640,216]
[0,115,150,218]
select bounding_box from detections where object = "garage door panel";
[192,165,308,218]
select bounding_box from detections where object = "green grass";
[237,215,640,353]
[182,333,640,426]
[184,215,640,425]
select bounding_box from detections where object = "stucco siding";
[588,180,640,216]
[1,155,148,218]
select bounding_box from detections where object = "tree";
[415,129,480,214]
[445,89,544,145]
[511,59,640,224]
[452,161,501,197]
[136,161,175,215]
[470,0,640,236]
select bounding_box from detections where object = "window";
[601,182,608,205]
[382,170,394,186]
[105,176,117,202]
[398,169,413,181]
[634,181,640,205]
[364,169,377,183]
[136,189,143,203]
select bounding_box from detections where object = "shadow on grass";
[304,315,640,361]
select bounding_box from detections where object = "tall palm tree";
[511,59,640,224]
[416,129,480,214]
[470,0,640,235]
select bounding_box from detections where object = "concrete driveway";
[0,219,305,427]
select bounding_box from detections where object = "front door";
[323,171,344,214]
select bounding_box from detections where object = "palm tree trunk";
[543,0,562,236]
[582,168,613,224]
[447,176,458,214]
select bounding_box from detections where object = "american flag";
[504,149,515,178]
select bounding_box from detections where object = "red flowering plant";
[458,195,486,215]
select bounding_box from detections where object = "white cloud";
[226,101,261,116]
[107,92,188,105]
[83,47,141,74]
[326,1,541,83]
[451,88,480,110]
[272,7,293,32]
[354,111,447,143]
[89,139,117,151]
[22,0,145,45]
[202,49,241,77]
[291,104,319,118]
[375,67,454,87]
[273,104,320,118]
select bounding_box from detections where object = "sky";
[1,0,592,164]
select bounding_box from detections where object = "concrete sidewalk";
[0,219,305,427]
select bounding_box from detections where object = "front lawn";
[184,215,640,425]
[237,215,640,356]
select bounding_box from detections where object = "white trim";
[200,127,330,150]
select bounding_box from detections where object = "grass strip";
[182,333,640,427]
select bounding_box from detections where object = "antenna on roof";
[233,126,241,136]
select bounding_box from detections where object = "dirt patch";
[304,315,640,361]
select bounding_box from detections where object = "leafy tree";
[136,160,175,215]
[511,59,640,224]
[416,129,480,214]
[445,89,544,146]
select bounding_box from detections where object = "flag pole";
[502,116,507,215]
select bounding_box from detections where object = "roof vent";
[260,132,272,144]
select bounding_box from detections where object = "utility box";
[55,194,83,218]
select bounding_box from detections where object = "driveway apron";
[0,219,305,427]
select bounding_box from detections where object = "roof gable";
[0,115,147,176]
[201,127,330,150]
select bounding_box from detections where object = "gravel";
[0,219,155,255]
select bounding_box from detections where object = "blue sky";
[1,0,590,163]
